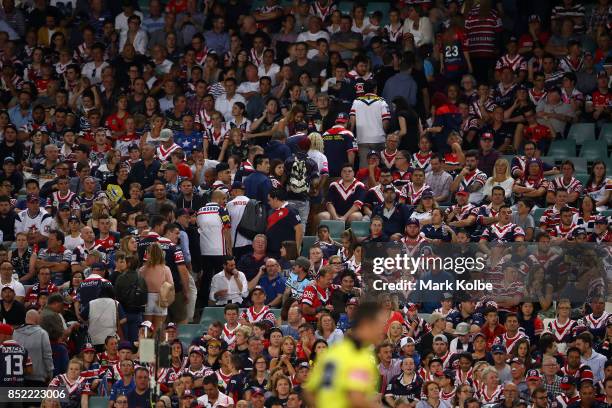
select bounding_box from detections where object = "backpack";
[115,270,148,310]
[287,155,309,194]
[237,199,268,240]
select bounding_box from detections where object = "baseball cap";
[251,285,265,295]
[456,190,469,197]
[433,334,448,344]
[508,357,524,365]
[367,150,379,159]
[189,346,205,356]
[82,343,96,353]
[159,128,173,141]
[347,297,359,306]
[481,132,494,140]
[166,322,177,331]
[294,256,311,270]
[298,361,310,369]
[428,312,444,325]
[526,369,541,381]
[442,292,453,300]
[26,193,39,203]
[491,344,507,354]
[421,189,434,199]
[0,285,14,292]
[58,202,70,211]
[336,112,349,123]
[571,227,587,237]
[3,157,15,164]
[0,323,13,335]
[472,332,486,341]
[406,218,420,227]
[250,387,266,397]
[91,262,106,271]
[165,163,177,171]
[400,336,415,348]
[454,322,469,336]
[182,389,195,398]
[140,321,155,331]
[560,375,578,389]
[118,340,132,351]
[528,14,540,23]
[231,181,245,191]
[383,184,396,192]
[606,315,612,327]
[507,36,518,43]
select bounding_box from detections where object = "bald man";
[13,310,53,386]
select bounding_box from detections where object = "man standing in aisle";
[349,80,390,168]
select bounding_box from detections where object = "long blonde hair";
[308,132,324,153]
[489,158,511,181]
[145,243,165,266]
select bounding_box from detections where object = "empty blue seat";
[580,140,608,161]
[568,123,596,145]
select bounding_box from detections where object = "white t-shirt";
[0,279,25,298]
[349,94,391,144]
[237,81,260,95]
[64,234,85,251]
[215,94,247,122]
[226,195,251,249]
[196,203,230,256]
[297,30,331,59]
[307,150,329,175]
[258,64,280,85]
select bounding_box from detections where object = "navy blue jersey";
[446,308,485,328]
[76,274,113,308]
[0,340,31,386]
[385,373,423,400]
[421,224,453,242]
[322,125,357,178]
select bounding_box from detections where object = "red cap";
[0,323,13,336]
[456,191,469,197]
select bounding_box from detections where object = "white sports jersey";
[196,203,231,256]
[226,195,251,248]
[14,209,53,237]
[349,93,391,144]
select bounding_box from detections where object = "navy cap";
[118,340,132,351]
[527,369,541,380]
[491,344,507,354]
[595,215,608,224]
[3,156,15,164]
[560,375,578,389]
[421,189,434,199]
[336,112,349,123]
[91,262,106,270]
[215,162,229,172]
[406,219,420,227]
[367,150,379,158]
[231,181,245,191]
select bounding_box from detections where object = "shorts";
[145,293,167,316]
[168,290,187,322]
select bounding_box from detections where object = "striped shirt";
[464,5,502,57]
[539,205,579,232]
[547,176,583,195]
[495,53,527,73]
[552,4,586,33]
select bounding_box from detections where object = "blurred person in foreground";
[304,300,385,408]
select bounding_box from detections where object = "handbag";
[158,281,176,308]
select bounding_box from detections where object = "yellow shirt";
[304,337,379,408]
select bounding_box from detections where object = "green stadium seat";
[599,123,612,144]
[532,208,546,224]
[501,155,514,164]
[351,220,371,237]
[573,158,588,173]
[199,307,226,325]
[580,140,608,161]
[143,197,155,206]
[89,396,110,408]
[319,220,346,239]
[568,123,596,145]
[574,173,589,186]
[178,324,206,344]
[301,235,316,257]
[547,140,576,157]
[367,3,391,25]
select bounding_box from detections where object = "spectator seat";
[89,396,110,408]
[178,324,206,345]
[547,140,576,157]
[301,235,316,256]
[599,123,612,144]
[579,140,608,161]
[568,123,596,145]
[351,220,371,238]
[532,208,546,225]
[319,220,346,239]
[199,307,226,325]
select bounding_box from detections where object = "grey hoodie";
[13,324,53,382]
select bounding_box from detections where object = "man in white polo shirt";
[348,80,391,168]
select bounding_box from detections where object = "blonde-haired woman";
[483,158,514,201]
[140,243,173,330]
[478,366,503,404]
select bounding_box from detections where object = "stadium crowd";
[0,0,610,407]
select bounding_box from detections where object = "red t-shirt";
[523,123,553,142]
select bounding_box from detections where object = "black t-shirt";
[0,141,24,165]
[0,301,25,327]
[289,59,321,82]
[392,109,420,153]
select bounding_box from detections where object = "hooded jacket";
[13,324,53,382]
